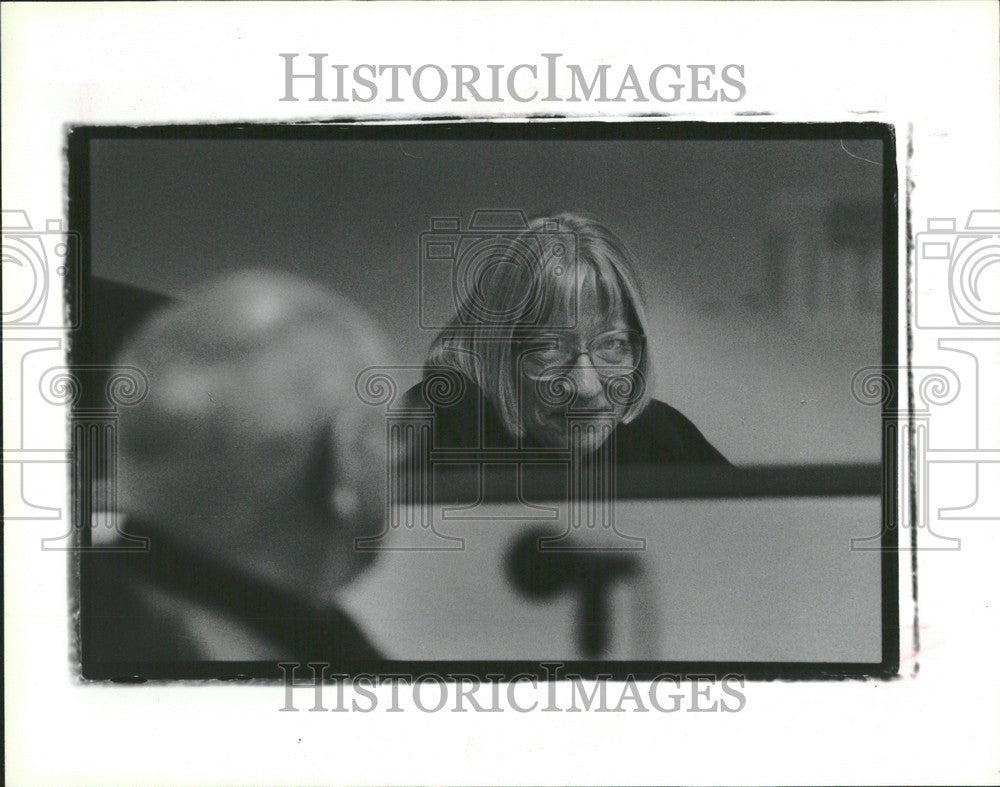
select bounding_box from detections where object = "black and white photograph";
[71,122,898,680]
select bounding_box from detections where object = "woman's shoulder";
[636,398,700,427]
[401,374,512,449]
[402,372,482,413]
[618,398,731,465]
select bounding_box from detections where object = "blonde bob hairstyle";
[425,212,654,437]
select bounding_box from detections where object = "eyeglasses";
[517,329,643,380]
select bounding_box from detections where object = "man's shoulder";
[81,555,206,667]
[81,543,385,668]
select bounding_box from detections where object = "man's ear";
[302,422,336,514]
[301,422,359,522]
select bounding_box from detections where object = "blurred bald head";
[116,270,388,596]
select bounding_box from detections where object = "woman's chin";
[528,416,614,454]
[571,430,612,455]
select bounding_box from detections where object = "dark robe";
[79,524,381,678]
[401,376,730,466]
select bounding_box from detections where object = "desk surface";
[340,496,883,663]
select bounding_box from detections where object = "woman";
[404,212,728,466]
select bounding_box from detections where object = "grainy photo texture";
[66,122,899,681]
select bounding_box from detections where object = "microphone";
[505,526,639,658]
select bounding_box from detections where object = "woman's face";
[516,280,641,454]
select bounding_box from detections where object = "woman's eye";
[537,348,566,362]
[521,340,565,364]
[533,338,567,353]
[596,337,626,352]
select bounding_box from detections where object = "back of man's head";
[116,270,388,598]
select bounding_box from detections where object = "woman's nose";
[569,354,606,405]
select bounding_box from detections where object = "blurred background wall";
[87,133,885,465]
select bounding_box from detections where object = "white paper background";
[3,2,999,784]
